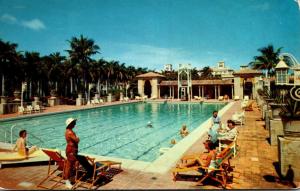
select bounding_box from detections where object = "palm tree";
[0,39,20,96]
[66,35,100,97]
[249,44,282,78]
[199,66,213,79]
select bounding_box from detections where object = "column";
[231,85,234,99]
[172,86,175,98]
[214,85,217,99]
[138,79,145,97]
[218,85,221,97]
[198,86,200,97]
[202,86,204,98]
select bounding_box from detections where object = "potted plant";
[279,92,300,137]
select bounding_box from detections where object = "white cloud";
[0,14,46,31]
[0,14,17,24]
[21,19,46,30]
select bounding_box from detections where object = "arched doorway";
[144,80,152,98]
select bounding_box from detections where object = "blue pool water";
[0,102,225,162]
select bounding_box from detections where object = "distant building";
[164,64,173,72]
[211,61,234,79]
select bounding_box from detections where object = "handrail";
[10,125,17,144]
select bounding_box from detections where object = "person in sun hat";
[64,117,80,189]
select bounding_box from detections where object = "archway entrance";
[144,80,152,98]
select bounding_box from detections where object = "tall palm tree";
[66,35,100,96]
[199,66,213,79]
[249,44,282,78]
[0,39,20,96]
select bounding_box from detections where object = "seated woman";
[180,124,189,138]
[177,140,216,169]
[13,130,37,158]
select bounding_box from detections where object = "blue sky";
[0,0,300,71]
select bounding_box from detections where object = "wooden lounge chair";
[218,96,224,101]
[72,155,122,189]
[172,142,235,188]
[243,100,254,111]
[18,106,25,114]
[37,149,67,189]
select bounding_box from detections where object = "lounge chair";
[172,142,235,188]
[234,96,239,101]
[124,97,129,102]
[26,105,33,114]
[37,149,67,189]
[243,100,254,111]
[72,155,121,189]
[218,96,224,101]
[218,134,238,157]
[33,105,41,112]
[135,96,141,100]
[99,99,104,104]
[194,96,200,100]
[231,111,245,127]
[244,95,249,101]
[18,106,25,114]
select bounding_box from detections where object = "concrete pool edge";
[142,101,235,174]
[0,101,234,173]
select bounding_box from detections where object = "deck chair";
[73,155,122,189]
[218,134,238,157]
[26,105,33,114]
[218,96,224,101]
[37,149,67,189]
[234,96,239,101]
[33,105,41,112]
[196,143,235,188]
[243,100,254,111]
[172,142,235,188]
[18,106,25,114]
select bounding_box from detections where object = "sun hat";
[65,118,77,128]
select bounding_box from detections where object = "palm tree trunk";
[1,74,4,96]
[97,79,100,94]
[29,81,32,98]
[70,77,73,94]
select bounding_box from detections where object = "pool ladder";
[0,124,45,147]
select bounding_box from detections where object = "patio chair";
[243,100,254,111]
[33,105,41,112]
[243,95,249,101]
[218,134,238,157]
[72,155,122,189]
[18,106,25,114]
[172,142,235,188]
[26,105,33,114]
[124,97,129,102]
[218,96,224,101]
[37,149,67,189]
[231,111,245,127]
[135,96,141,100]
[234,96,239,101]
[194,96,200,100]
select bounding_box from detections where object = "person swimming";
[147,121,153,128]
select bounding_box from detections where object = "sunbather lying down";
[177,140,217,169]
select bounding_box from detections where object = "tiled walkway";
[0,100,296,189]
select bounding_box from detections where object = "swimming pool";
[0,102,225,162]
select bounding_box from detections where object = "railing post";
[10,125,17,144]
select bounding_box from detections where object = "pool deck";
[0,99,298,189]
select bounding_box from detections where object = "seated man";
[177,140,217,169]
[218,120,238,143]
